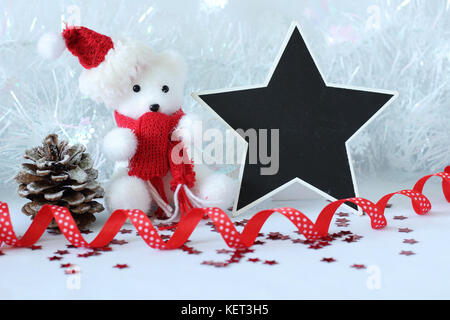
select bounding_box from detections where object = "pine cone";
[15,134,104,229]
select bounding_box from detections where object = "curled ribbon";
[0,168,449,250]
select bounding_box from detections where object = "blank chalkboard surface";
[194,23,396,213]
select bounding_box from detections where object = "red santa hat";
[37,26,115,69]
[37,25,157,105]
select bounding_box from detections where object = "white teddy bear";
[38,26,236,221]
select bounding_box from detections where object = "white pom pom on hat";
[36,26,115,70]
[37,32,66,60]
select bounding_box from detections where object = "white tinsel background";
[0,0,448,199]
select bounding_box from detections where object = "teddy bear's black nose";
[150,104,160,112]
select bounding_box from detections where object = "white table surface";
[0,180,449,300]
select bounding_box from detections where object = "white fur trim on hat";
[78,38,155,106]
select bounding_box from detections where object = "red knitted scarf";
[114,109,196,211]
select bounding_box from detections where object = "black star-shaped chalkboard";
[194,24,396,213]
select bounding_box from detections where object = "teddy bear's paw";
[103,128,137,162]
[105,175,152,217]
[194,172,237,210]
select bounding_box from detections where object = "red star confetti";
[248,258,260,263]
[157,223,178,231]
[180,245,192,252]
[400,250,415,256]
[110,239,128,245]
[403,239,419,244]
[336,212,349,217]
[386,203,393,208]
[48,256,62,261]
[28,245,42,250]
[399,228,413,233]
[119,229,132,234]
[54,250,69,255]
[393,215,408,220]
[266,232,290,240]
[351,264,366,269]
[202,260,228,268]
[336,222,349,227]
[212,262,228,268]
[336,218,350,223]
[60,263,73,268]
[92,246,113,252]
[203,247,257,268]
[217,249,233,254]
[113,264,129,269]
[308,243,324,250]
[263,260,278,265]
[319,240,331,247]
[80,229,93,235]
[237,248,254,254]
[180,245,202,255]
[266,232,282,240]
[253,240,265,245]
[328,233,340,240]
[227,256,241,264]
[343,235,362,243]
[235,219,249,227]
[321,257,336,263]
[208,226,219,233]
[77,251,101,258]
[294,231,363,249]
[232,251,244,258]
[320,235,334,241]
[0,251,4,256]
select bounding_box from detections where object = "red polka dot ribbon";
[0,167,448,250]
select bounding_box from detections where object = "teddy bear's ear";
[159,50,188,79]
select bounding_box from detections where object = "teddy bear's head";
[115,51,187,119]
[38,27,187,119]
[79,40,187,119]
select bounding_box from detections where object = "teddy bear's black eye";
[133,85,141,93]
[162,85,169,93]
